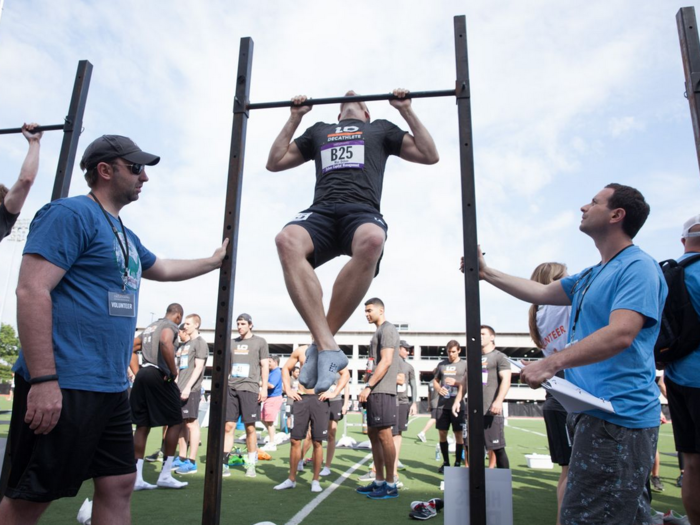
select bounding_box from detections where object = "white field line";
[507,423,548,439]
[283,452,373,525]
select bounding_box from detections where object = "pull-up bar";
[247,88,457,110]
[0,124,66,135]
[0,60,92,201]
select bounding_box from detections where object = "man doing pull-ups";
[267,89,439,393]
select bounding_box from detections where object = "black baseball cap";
[237,313,253,324]
[400,340,414,350]
[80,135,160,171]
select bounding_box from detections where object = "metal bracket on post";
[677,7,700,175]
[454,14,487,525]
[202,36,253,525]
[51,60,93,201]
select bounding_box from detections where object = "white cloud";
[1,0,699,335]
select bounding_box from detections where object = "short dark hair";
[166,303,184,317]
[480,325,496,337]
[364,297,385,309]
[271,355,280,364]
[446,340,461,351]
[605,183,650,239]
[0,184,8,204]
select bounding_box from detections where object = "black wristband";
[29,374,59,385]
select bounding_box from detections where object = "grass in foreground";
[0,405,685,524]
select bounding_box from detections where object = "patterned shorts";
[561,413,658,525]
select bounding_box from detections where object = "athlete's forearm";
[368,360,391,388]
[4,140,41,214]
[184,360,205,392]
[161,342,178,376]
[397,106,439,163]
[493,372,511,404]
[266,114,304,169]
[409,373,418,404]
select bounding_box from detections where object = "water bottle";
[366,357,375,375]
[435,444,441,461]
[461,422,467,440]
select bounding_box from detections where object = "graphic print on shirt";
[113,232,142,291]
[231,343,250,378]
[320,125,364,174]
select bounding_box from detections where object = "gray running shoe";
[663,510,690,525]
[357,470,376,482]
[651,475,664,492]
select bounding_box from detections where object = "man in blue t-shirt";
[261,355,284,452]
[267,89,439,395]
[473,183,666,524]
[1,135,228,524]
[664,214,700,524]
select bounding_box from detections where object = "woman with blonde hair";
[528,262,571,525]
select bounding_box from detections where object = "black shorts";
[291,395,330,441]
[484,415,506,451]
[543,407,571,466]
[329,398,345,421]
[225,388,260,424]
[285,202,389,276]
[392,403,411,436]
[130,366,183,427]
[435,400,465,432]
[666,376,700,453]
[5,376,136,502]
[181,390,201,421]
[366,393,397,428]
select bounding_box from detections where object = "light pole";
[1,218,30,324]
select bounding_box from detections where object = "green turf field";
[0,406,685,524]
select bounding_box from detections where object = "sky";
[0,0,699,337]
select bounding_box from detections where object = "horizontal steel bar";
[247,89,456,110]
[0,124,64,135]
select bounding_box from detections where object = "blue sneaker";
[176,460,197,475]
[172,456,185,469]
[298,344,318,389]
[356,481,379,494]
[367,483,399,500]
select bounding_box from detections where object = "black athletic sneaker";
[144,449,163,462]
[437,464,448,474]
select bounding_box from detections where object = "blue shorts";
[285,202,388,276]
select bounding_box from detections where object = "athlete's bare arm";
[390,89,439,165]
[266,95,313,172]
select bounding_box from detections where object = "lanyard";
[89,192,130,291]
[570,244,633,342]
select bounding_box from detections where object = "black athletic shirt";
[294,118,407,211]
[0,203,19,242]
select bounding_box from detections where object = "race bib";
[481,357,488,385]
[231,363,250,379]
[320,140,364,174]
[397,384,407,393]
[179,354,188,370]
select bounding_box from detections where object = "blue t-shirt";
[560,245,666,428]
[665,251,700,388]
[13,196,156,392]
[267,367,283,397]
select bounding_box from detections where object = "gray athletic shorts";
[561,413,658,525]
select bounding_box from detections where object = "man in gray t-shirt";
[174,313,209,474]
[223,313,269,478]
[358,297,401,498]
[477,325,511,469]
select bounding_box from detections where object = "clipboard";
[507,358,615,414]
